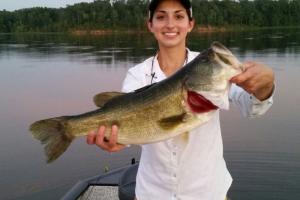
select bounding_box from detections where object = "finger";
[110,144,126,152]
[95,126,106,146]
[232,61,261,83]
[243,61,255,69]
[108,125,118,147]
[86,130,96,144]
[236,79,257,94]
[230,68,253,84]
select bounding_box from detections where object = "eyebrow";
[156,10,185,14]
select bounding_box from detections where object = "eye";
[155,15,165,20]
[175,14,185,20]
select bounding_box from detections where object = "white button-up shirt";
[121,49,273,200]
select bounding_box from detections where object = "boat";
[62,160,232,200]
[61,159,138,200]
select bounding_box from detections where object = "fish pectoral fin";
[93,92,124,107]
[158,113,187,130]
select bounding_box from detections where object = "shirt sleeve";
[229,84,274,118]
[121,67,145,93]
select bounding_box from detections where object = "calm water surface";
[0,29,300,200]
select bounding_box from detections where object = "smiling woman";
[86,0,275,200]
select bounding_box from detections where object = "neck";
[157,45,187,77]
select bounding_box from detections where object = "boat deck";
[77,185,119,200]
[62,163,138,200]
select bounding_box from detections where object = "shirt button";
[173,152,176,156]
[173,174,177,178]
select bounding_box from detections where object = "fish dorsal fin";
[93,92,124,107]
[158,113,186,130]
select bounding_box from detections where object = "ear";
[187,19,195,33]
[147,20,154,33]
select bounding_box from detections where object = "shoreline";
[1,26,299,35]
[70,26,230,36]
[70,25,300,36]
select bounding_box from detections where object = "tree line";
[0,0,300,33]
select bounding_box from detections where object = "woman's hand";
[230,61,275,101]
[86,125,126,152]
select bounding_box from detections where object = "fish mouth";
[211,41,244,72]
[187,90,218,113]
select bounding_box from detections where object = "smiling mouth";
[163,32,178,36]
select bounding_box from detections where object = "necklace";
[149,49,188,84]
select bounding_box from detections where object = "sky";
[0,0,95,11]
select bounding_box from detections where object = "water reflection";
[0,29,300,200]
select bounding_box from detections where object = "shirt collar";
[152,48,192,82]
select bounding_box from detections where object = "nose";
[166,17,175,28]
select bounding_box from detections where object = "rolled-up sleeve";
[229,84,274,118]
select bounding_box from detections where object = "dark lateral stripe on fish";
[187,91,218,113]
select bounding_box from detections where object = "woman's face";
[148,0,194,49]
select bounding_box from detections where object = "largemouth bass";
[30,42,243,163]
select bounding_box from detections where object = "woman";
[87,0,275,199]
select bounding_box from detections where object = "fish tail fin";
[30,116,74,163]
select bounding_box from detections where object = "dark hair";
[148,0,193,22]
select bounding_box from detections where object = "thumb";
[230,63,253,83]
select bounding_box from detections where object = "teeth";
[164,32,177,36]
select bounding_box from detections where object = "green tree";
[0,0,299,33]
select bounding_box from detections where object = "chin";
[157,35,186,48]
[158,39,182,47]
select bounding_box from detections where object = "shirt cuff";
[248,84,275,118]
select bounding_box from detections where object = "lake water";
[0,29,300,200]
